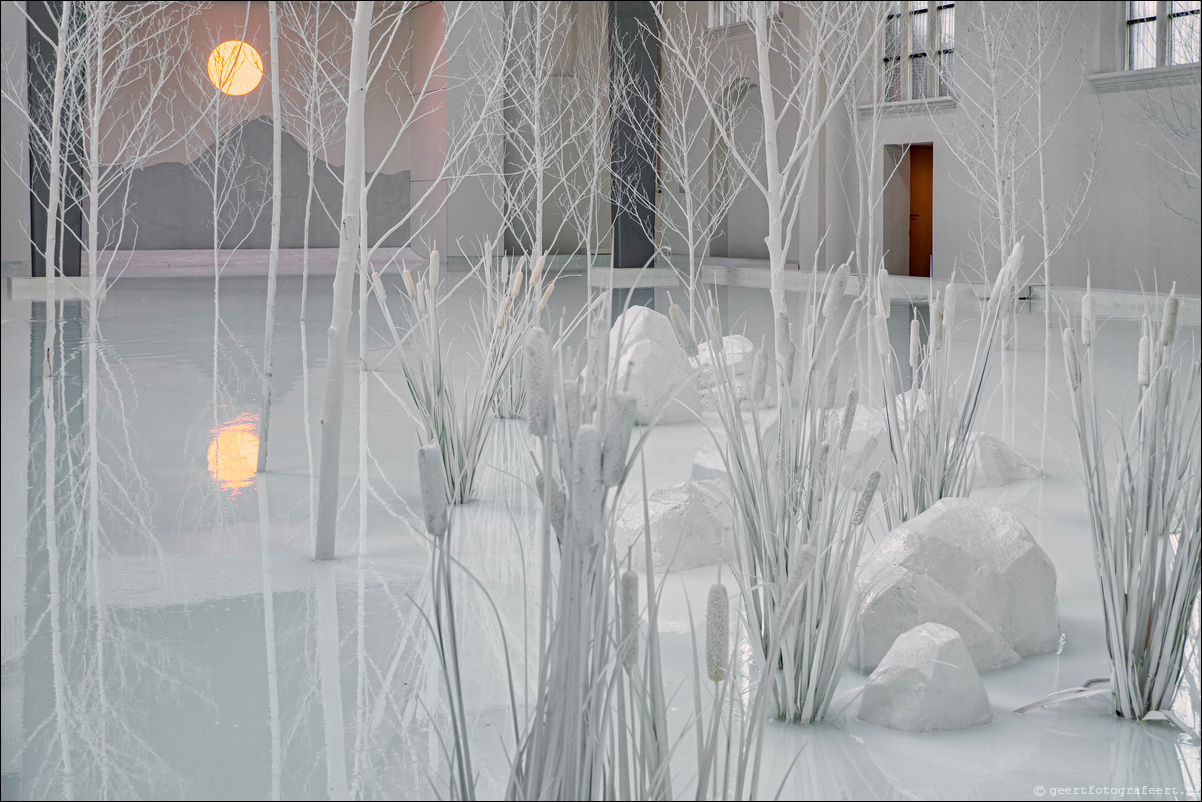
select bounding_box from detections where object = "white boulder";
[857,623,994,733]
[695,334,756,387]
[614,479,735,572]
[970,434,1043,487]
[851,499,1059,672]
[609,307,702,425]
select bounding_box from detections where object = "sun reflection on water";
[207,413,259,492]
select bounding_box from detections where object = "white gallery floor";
[1,273,1198,800]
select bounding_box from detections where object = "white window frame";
[883,1,955,103]
[707,1,779,30]
[1126,0,1201,70]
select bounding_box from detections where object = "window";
[1128,1,1201,70]
[884,1,955,102]
[708,1,779,30]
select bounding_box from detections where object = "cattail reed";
[944,280,957,331]
[835,296,864,350]
[535,473,566,543]
[539,282,555,311]
[873,311,890,355]
[1138,334,1150,386]
[402,268,416,298]
[530,254,545,286]
[823,262,851,319]
[510,269,524,298]
[416,278,428,316]
[708,304,723,344]
[909,315,922,370]
[852,470,881,525]
[706,583,729,682]
[877,269,891,318]
[824,360,839,408]
[785,342,797,385]
[1081,291,1095,347]
[524,328,551,437]
[371,271,387,302]
[1161,283,1179,347]
[418,445,448,537]
[773,547,816,637]
[775,312,789,354]
[496,297,512,329]
[752,348,768,403]
[1062,329,1081,391]
[561,378,581,447]
[429,248,440,289]
[601,393,637,487]
[839,388,858,450]
[570,424,604,543]
[670,303,699,358]
[620,571,639,670]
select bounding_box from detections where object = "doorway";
[908,145,933,277]
[882,143,934,278]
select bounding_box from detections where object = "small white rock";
[857,622,994,733]
[695,334,756,388]
[969,434,1044,487]
[614,480,735,572]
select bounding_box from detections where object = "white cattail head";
[530,254,546,287]
[775,312,790,353]
[1081,293,1095,347]
[496,297,512,329]
[1161,283,1179,347]
[670,303,699,359]
[1138,334,1150,386]
[601,393,637,487]
[853,471,881,525]
[525,328,552,438]
[402,269,416,299]
[932,293,945,351]
[909,315,922,370]
[510,269,524,298]
[877,269,892,319]
[620,570,639,670]
[539,282,555,311]
[839,388,858,450]
[535,473,566,544]
[416,279,428,316]
[823,262,851,319]
[752,348,768,403]
[785,342,797,385]
[944,280,957,330]
[1062,329,1081,391]
[706,583,729,682]
[429,248,440,288]
[417,445,448,537]
[709,305,723,343]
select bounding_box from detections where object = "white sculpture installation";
[857,623,994,733]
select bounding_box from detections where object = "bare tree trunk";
[257,1,283,473]
[752,4,788,368]
[315,0,372,560]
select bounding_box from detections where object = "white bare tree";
[256,1,283,473]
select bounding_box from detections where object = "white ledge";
[7,276,107,301]
[858,96,958,117]
[1088,64,1200,92]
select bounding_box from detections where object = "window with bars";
[884,1,955,102]
[1128,1,1200,69]
[708,1,779,29]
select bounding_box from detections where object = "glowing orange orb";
[207,40,263,96]
[207,414,260,491]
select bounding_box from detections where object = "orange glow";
[206,40,263,96]
[207,414,259,492]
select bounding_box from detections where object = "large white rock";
[851,499,1059,672]
[970,434,1043,487]
[691,440,728,482]
[857,623,994,733]
[609,307,702,425]
[614,479,735,572]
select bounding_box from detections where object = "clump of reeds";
[371,246,552,503]
[698,259,875,723]
[1063,283,1200,720]
[872,242,1022,527]
[486,251,555,419]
